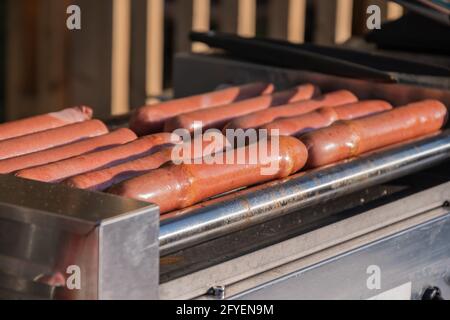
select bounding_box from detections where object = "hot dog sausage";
[300,100,448,168]
[261,100,393,136]
[108,136,308,214]
[0,128,136,174]
[64,133,231,191]
[0,106,93,141]
[0,119,108,160]
[64,149,173,191]
[16,133,180,183]
[164,84,320,133]
[130,82,274,135]
[223,90,358,131]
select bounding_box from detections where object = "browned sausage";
[0,119,108,160]
[0,106,93,141]
[0,128,136,174]
[223,90,358,131]
[164,84,320,133]
[129,82,274,135]
[261,100,393,136]
[300,100,448,168]
[16,133,180,183]
[64,149,174,191]
[64,133,231,191]
[108,136,308,214]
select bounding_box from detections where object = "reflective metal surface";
[174,53,450,106]
[160,181,450,299]
[160,183,406,282]
[0,272,56,299]
[160,130,450,254]
[0,175,159,299]
[233,212,450,300]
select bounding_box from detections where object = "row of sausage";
[0,82,447,214]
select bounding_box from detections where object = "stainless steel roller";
[160,130,450,255]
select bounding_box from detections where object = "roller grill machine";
[1,53,450,300]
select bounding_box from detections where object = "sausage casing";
[0,106,93,141]
[16,133,179,183]
[0,128,136,174]
[223,90,358,131]
[64,133,230,191]
[0,119,108,160]
[129,82,274,135]
[300,100,448,168]
[108,136,308,213]
[164,84,320,133]
[261,100,393,136]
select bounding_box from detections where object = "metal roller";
[160,130,450,254]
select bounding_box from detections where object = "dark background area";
[0,0,401,122]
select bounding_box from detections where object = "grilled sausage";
[0,128,136,174]
[223,90,358,131]
[164,84,320,133]
[64,132,231,191]
[0,119,108,160]
[16,133,180,183]
[0,106,93,141]
[300,100,448,168]
[108,136,308,214]
[261,100,393,136]
[64,149,173,191]
[130,82,274,135]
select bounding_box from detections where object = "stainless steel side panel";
[160,182,450,299]
[0,175,159,300]
[233,212,450,300]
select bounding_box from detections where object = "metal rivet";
[207,285,225,299]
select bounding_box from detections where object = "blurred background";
[1,0,405,121]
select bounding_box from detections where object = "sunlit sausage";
[300,100,448,168]
[261,100,392,136]
[64,132,231,191]
[0,128,136,174]
[0,106,93,141]
[129,82,274,135]
[0,119,108,160]
[164,84,320,133]
[223,90,357,131]
[108,136,308,214]
[15,133,179,183]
